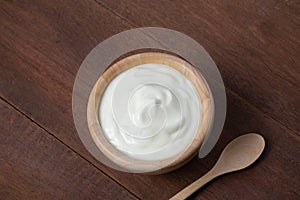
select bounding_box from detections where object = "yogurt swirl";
[100,64,201,160]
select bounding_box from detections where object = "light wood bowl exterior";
[87,52,214,174]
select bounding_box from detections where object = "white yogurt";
[99,64,201,161]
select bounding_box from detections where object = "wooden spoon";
[170,133,265,200]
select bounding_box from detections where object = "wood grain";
[0,99,136,200]
[1,0,299,199]
[98,0,300,133]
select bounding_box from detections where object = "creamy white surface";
[99,64,201,161]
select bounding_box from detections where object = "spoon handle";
[170,170,216,200]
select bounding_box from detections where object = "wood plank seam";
[89,0,300,136]
[228,90,300,137]
[93,0,300,136]
[94,0,299,136]
[0,96,141,200]
[1,88,298,196]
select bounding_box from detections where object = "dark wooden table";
[1,1,299,199]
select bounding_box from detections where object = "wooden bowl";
[87,52,214,174]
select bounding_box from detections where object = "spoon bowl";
[212,133,265,175]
